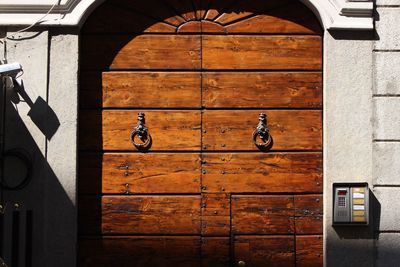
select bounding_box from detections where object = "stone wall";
[374,2,400,267]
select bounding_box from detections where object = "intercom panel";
[333,183,369,226]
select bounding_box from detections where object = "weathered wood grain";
[79,236,201,267]
[101,153,201,193]
[164,0,196,21]
[296,235,323,267]
[178,21,226,33]
[203,72,322,108]
[202,36,322,70]
[235,236,295,267]
[102,72,201,108]
[225,2,322,34]
[201,193,230,236]
[81,35,201,70]
[101,196,201,234]
[295,195,323,234]
[202,110,322,151]
[202,153,322,193]
[80,110,202,151]
[232,195,294,234]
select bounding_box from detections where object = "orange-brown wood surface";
[296,235,323,267]
[81,35,201,70]
[202,153,322,193]
[225,2,322,34]
[201,193,230,236]
[202,36,322,70]
[232,195,294,234]
[79,110,202,151]
[101,196,201,234]
[235,236,295,267]
[79,0,324,265]
[80,153,201,194]
[203,72,322,108]
[102,72,201,108]
[295,195,323,234]
[202,110,322,151]
[177,21,226,33]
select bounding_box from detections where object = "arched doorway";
[78,0,323,266]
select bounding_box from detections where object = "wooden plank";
[201,237,230,267]
[178,21,226,33]
[82,2,176,34]
[81,35,201,70]
[101,196,201,234]
[192,0,211,20]
[215,0,297,25]
[225,2,322,34]
[79,71,102,109]
[202,110,322,151]
[164,0,196,21]
[202,72,322,108]
[102,72,201,108]
[79,110,202,151]
[79,236,201,267]
[204,0,235,21]
[232,195,294,234]
[295,195,323,234]
[201,193,230,236]
[101,153,201,194]
[202,36,322,70]
[202,153,322,193]
[296,235,323,267]
[235,236,295,267]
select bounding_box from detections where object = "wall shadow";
[0,78,75,267]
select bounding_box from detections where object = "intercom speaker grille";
[337,210,348,217]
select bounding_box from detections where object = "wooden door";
[78,0,323,266]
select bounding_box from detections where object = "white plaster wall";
[323,31,374,267]
[0,27,78,267]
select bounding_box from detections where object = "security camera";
[0,62,23,77]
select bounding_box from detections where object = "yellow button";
[352,216,366,222]
[353,199,365,205]
[353,187,365,193]
[353,211,365,216]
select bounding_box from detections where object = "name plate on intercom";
[333,183,369,226]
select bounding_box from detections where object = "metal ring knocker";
[252,113,272,150]
[130,112,152,150]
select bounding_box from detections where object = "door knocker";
[130,112,152,150]
[252,113,272,150]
